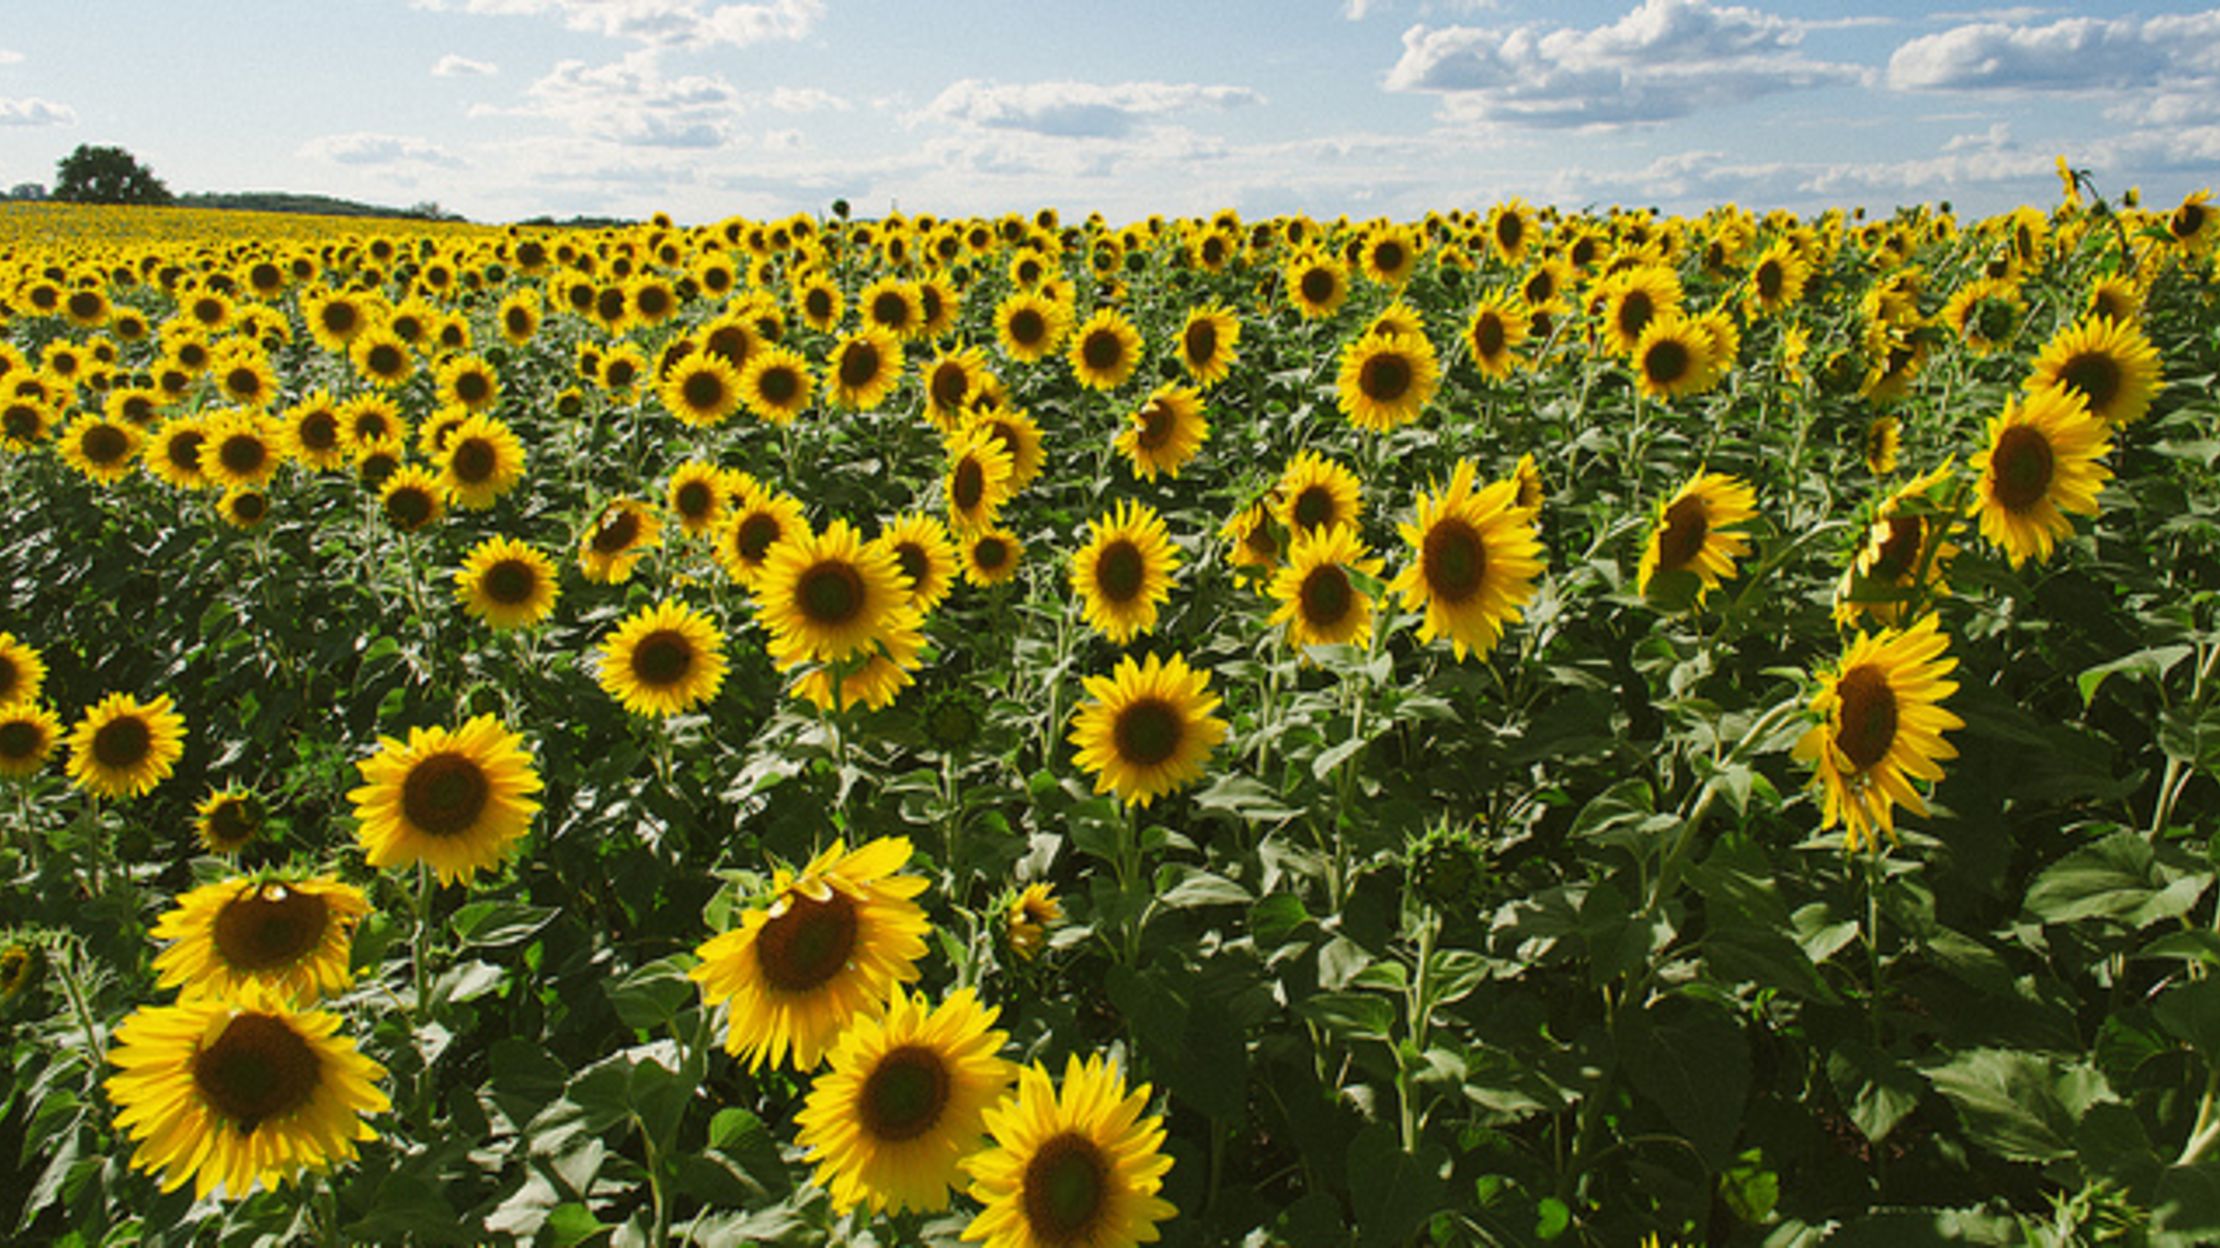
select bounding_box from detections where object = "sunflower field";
[2,173,2219,1246]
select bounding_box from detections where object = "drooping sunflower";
[1069,308,1145,392]
[66,692,187,799]
[961,1053,1177,1248]
[1463,290,1531,382]
[1269,523,1384,651]
[437,412,525,511]
[1390,460,1544,660]
[1176,304,1240,388]
[0,702,61,779]
[741,344,814,425]
[1070,500,1181,644]
[1629,313,1719,401]
[202,412,281,490]
[579,497,663,585]
[1285,250,1349,320]
[1115,385,1208,482]
[196,787,265,854]
[1336,332,1440,432]
[280,391,348,470]
[829,328,905,411]
[963,527,1024,587]
[454,535,561,630]
[873,512,962,614]
[105,989,389,1200]
[0,631,48,708]
[995,291,1069,364]
[598,598,728,718]
[1863,415,1901,477]
[2026,314,2163,427]
[151,875,369,1005]
[716,484,809,587]
[1004,883,1062,961]
[2168,189,2220,253]
[1068,651,1228,808]
[435,354,501,414]
[1793,614,1964,852]
[1636,471,1757,607]
[58,413,143,486]
[1512,452,1545,517]
[1276,450,1364,536]
[349,714,543,886]
[689,836,933,1071]
[378,465,444,534]
[660,353,743,428]
[1835,459,1960,629]
[2086,275,2142,326]
[757,519,916,670]
[795,987,1015,1216]
[1969,385,2113,569]
[945,427,1017,533]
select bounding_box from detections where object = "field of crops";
[1,177,2218,1246]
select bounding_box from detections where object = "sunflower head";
[196,787,267,854]
[1636,470,1758,610]
[1270,523,1385,653]
[1792,615,1964,852]
[1070,500,1181,645]
[962,1054,1177,1248]
[0,703,62,779]
[1068,308,1144,392]
[1003,883,1063,961]
[67,692,187,800]
[0,632,48,708]
[1336,331,1441,432]
[1068,652,1229,808]
[599,599,729,718]
[1116,385,1208,482]
[151,875,370,1005]
[348,715,543,887]
[1389,461,1544,660]
[2027,314,2163,427]
[758,518,916,670]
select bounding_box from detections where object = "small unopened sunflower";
[961,1053,1177,1248]
[1070,500,1181,644]
[1390,461,1543,660]
[1969,386,2112,569]
[1793,614,1964,852]
[794,987,1015,1215]
[349,715,543,886]
[67,692,187,799]
[152,875,369,1005]
[1636,471,1757,608]
[598,599,728,718]
[1069,652,1228,808]
[689,836,932,1071]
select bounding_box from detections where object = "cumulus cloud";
[483,50,741,147]
[0,97,74,126]
[1385,0,1868,128]
[920,79,1263,139]
[409,0,823,49]
[761,86,847,112]
[1887,10,2220,93]
[297,133,463,167]
[433,53,499,77]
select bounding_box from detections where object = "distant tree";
[9,182,44,201]
[52,145,173,206]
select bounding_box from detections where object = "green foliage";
[51,144,172,206]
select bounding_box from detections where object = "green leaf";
[1346,1122,1450,1248]
[1192,774,1304,821]
[1922,1048,2115,1164]
[1826,1041,1923,1144]
[2076,1102,2162,1193]
[2023,830,2209,928]
[605,956,696,1033]
[1619,996,1750,1167]
[2156,1162,2220,1244]
[2079,644,2194,706]
[449,900,560,948]
[545,1203,607,1248]
[2157,978,2220,1062]
[2161,704,2220,773]
[1298,991,1396,1043]
[1158,868,1252,909]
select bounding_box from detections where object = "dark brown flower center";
[226,368,263,401]
[483,559,538,605]
[973,536,1010,570]
[1133,401,1176,451]
[401,752,489,837]
[1756,261,1783,301]
[4,406,40,440]
[798,561,866,626]
[1010,309,1046,346]
[0,655,16,703]
[385,487,434,530]
[193,1012,321,1134]
[871,291,910,329]
[1991,424,2055,512]
[736,513,782,563]
[220,433,267,477]
[952,458,987,512]
[451,438,497,484]
[321,302,358,336]
[805,288,834,321]
[676,481,714,520]
[683,371,726,410]
[592,509,641,554]
[1300,268,1337,305]
[1113,697,1183,767]
[1422,518,1487,603]
[896,543,930,591]
[1094,540,1146,604]
[1300,564,1354,627]
[368,345,404,376]
[757,365,800,405]
[1360,351,1412,403]
[931,362,969,409]
[1872,517,1923,580]
[1472,314,1506,359]
[214,884,331,972]
[1183,318,1218,366]
[2057,352,2121,415]
[0,718,39,761]
[82,424,129,465]
[1656,496,1711,573]
[839,342,882,389]
[755,888,858,992]
[1834,664,1899,771]
[2176,202,2207,237]
[1617,290,1655,341]
[231,492,268,523]
[1643,338,1692,387]
[92,715,152,770]
[1082,330,1123,373]
[631,630,695,688]
[1022,1132,1111,1242]
[299,411,339,451]
[859,1045,952,1142]
[1373,241,1406,273]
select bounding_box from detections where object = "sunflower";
[1004,883,1062,961]
[353,436,404,490]
[1115,385,1208,482]
[757,518,916,668]
[967,405,1046,494]
[106,988,388,1200]
[792,616,924,712]
[138,418,205,489]
[1863,416,1901,477]
[689,837,933,1072]
[212,352,278,410]
[961,1053,1177,1248]
[1630,314,1719,401]
[945,427,1017,533]
[741,344,814,425]
[151,875,369,1005]
[349,714,542,886]
[1463,290,1530,381]
[280,391,348,470]
[1793,615,1964,852]
[438,413,525,511]
[454,536,561,630]
[598,344,650,399]
[218,487,271,530]
[1743,239,1810,315]
[1069,308,1144,392]
[874,512,962,613]
[1270,524,1383,651]
[0,632,45,710]
[1941,277,2025,356]
[795,987,1014,1215]
[339,395,407,452]
[1390,460,1544,660]
[666,460,731,536]
[196,787,265,854]
[579,497,663,585]
[828,329,905,412]
[349,328,413,388]
[1835,459,1960,629]
[65,692,186,800]
[497,289,541,346]
[716,485,808,587]
[379,465,445,534]
[995,291,1069,363]
[861,277,925,341]
[1276,450,1364,535]
[0,397,51,453]
[1969,385,2113,569]
[599,599,728,718]
[1221,499,1283,584]
[203,412,281,490]
[955,526,1018,587]
[1069,652,1227,808]
[106,386,162,431]
[57,414,142,485]
[1071,500,1181,645]
[1176,304,1240,388]
[1336,332,1440,432]
[2087,276,2142,326]
[1366,302,1427,343]
[0,943,34,999]
[2027,314,2163,427]
[1636,471,1757,607]
[923,346,992,433]
[660,353,743,428]
[2168,190,2220,253]
[0,702,61,779]
[795,273,844,331]
[1360,224,1420,286]
[1285,250,1349,320]
[1594,266,1684,357]
[428,354,497,414]
[1512,453,1545,517]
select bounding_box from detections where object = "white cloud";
[297,133,463,168]
[0,49,24,65]
[1345,0,1379,18]
[433,53,499,77]
[762,86,847,112]
[0,97,73,127]
[482,50,741,147]
[920,79,1263,139]
[1888,10,2220,93]
[410,0,823,49]
[1941,120,2012,152]
[1385,0,1867,128]
[762,128,804,151]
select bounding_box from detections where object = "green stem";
[412,863,434,1022]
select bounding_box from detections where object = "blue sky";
[0,0,2216,223]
